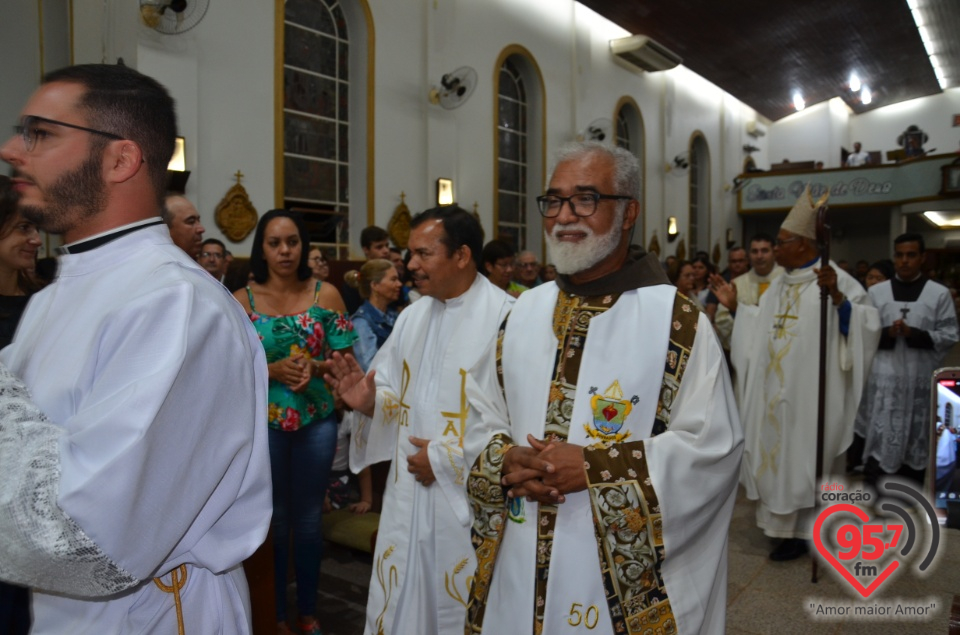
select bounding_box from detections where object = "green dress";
[246,282,356,431]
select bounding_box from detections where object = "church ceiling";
[580,0,960,121]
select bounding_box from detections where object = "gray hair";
[548,141,641,202]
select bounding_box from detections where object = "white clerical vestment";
[349,274,511,635]
[465,283,743,635]
[0,223,272,633]
[855,278,958,472]
[732,259,880,537]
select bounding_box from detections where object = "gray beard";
[544,211,624,276]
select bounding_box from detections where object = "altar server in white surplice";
[327,206,512,635]
[0,64,271,633]
[464,142,743,635]
[856,233,958,489]
[732,186,881,562]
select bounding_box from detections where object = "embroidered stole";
[466,286,700,634]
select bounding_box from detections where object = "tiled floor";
[308,484,959,634]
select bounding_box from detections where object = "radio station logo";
[808,479,942,620]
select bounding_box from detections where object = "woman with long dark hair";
[233,209,356,635]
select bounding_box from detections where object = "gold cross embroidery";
[393,360,411,482]
[773,312,798,339]
[440,369,469,448]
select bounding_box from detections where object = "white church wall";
[850,88,960,160]
[768,101,834,167]
[137,0,275,255]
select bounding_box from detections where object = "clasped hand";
[501,434,587,504]
[270,354,311,393]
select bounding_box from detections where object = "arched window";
[494,47,544,255]
[282,0,367,259]
[688,133,710,255]
[615,109,630,150]
[496,58,527,251]
[614,97,645,240]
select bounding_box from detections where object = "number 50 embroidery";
[567,603,600,629]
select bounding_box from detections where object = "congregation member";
[865,259,894,288]
[675,260,704,309]
[0,175,44,635]
[344,258,403,371]
[704,246,749,323]
[855,234,958,490]
[731,187,880,561]
[690,253,714,307]
[308,245,330,281]
[481,238,527,297]
[234,209,356,635]
[464,141,742,634]
[0,63,271,633]
[845,141,871,167]
[540,262,557,282]
[342,225,392,313]
[162,193,205,258]
[326,206,512,635]
[711,233,784,366]
[388,245,412,307]
[199,237,228,282]
[513,249,542,289]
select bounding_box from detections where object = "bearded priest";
[464,141,743,635]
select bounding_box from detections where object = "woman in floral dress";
[234,209,356,635]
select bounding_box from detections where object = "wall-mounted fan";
[665,151,690,175]
[428,67,478,110]
[576,118,613,144]
[140,0,210,35]
[725,176,750,193]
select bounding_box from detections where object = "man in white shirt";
[0,63,271,634]
[845,141,871,167]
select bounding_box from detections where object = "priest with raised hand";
[731,186,881,561]
[463,141,743,635]
[325,206,512,635]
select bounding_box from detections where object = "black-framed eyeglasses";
[14,115,124,152]
[535,192,633,218]
[201,251,224,260]
[774,235,803,247]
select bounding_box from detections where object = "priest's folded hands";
[501,433,588,504]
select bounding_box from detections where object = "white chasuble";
[855,279,958,472]
[732,260,880,536]
[348,274,511,635]
[465,283,742,635]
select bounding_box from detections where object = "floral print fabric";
[247,283,356,431]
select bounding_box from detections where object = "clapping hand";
[708,273,737,311]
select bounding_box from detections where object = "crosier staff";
[812,201,830,584]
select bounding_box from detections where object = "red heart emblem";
[602,404,618,421]
[813,504,899,598]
